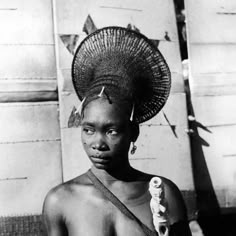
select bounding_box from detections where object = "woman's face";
[81,98,134,171]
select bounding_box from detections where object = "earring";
[130,142,137,155]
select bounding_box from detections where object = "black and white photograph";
[0,0,235,235]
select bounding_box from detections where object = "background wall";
[0,0,62,217]
[185,0,236,213]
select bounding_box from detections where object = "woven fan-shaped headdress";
[72,26,171,123]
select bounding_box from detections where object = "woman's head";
[80,95,139,171]
[72,26,171,171]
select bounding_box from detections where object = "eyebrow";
[81,121,95,126]
[81,120,126,128]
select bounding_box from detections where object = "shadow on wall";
[184,79,220,216]
[183,79,236,236]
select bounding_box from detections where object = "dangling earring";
[130,142,137,155]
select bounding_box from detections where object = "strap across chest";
[87,169,158,236]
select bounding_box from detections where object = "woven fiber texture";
[0,215,46,236]
[72,26,171,123]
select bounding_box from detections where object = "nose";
[92,134,108,151]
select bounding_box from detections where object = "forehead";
[82,98,130,124]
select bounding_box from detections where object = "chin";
[94,163,110,170]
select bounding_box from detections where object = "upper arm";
[163,179,188,223]
[42,189,68,236]
[163,180,192,235]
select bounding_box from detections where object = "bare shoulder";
[43,172,91,219]
[42,173,93,235]
[159,177,187,224]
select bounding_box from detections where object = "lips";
[90,154,110,164]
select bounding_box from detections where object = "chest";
[64,195,155,236]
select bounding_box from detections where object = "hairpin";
[75,97,86,115]
[98,86,105,97]
[130,103,135,121]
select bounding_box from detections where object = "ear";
[130,121,139,142]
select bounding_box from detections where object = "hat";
[72,26,171,123]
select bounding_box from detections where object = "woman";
[43,26,192,236]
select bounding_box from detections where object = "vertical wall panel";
[0,102,62,215]
[0,0,57,102]
[185,0,236,210]
[0,0,62,216]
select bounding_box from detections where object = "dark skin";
[43,97,192,236]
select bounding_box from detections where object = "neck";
[91,162,139,182]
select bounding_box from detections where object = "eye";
[107,129,118,136]
[83,127,95,135]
